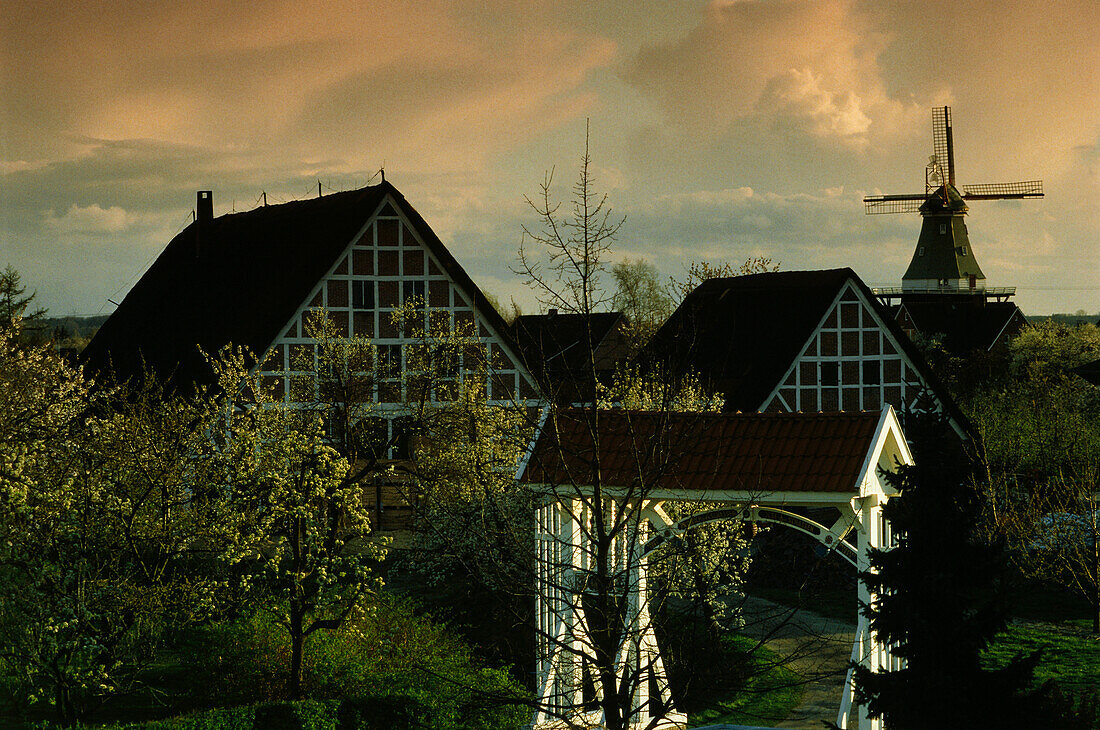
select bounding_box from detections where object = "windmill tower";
[865,107,1042,300]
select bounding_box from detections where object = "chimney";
[195,190,213,259]
[197,190,213,224]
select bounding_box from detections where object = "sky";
[1,0,1097,317]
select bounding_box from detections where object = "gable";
[80,185,392,391]
[640,269,853,411]
[763,282,915,412]
[760,280,969,438]
[256,192,540,410]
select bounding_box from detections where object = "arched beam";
[643,505,858,567]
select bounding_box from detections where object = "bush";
[181,596,528,730]
[253,701,338,730]
[335,696,428,730]
[91,694,523,730]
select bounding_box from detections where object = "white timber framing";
[527,406,913,730]
[254,190,542,452]
[759,279,967,441]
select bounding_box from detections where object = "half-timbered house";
[81,182,542,527]
[641,268,970,437]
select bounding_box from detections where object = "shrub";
[181,596,528,730]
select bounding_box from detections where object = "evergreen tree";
[853,408,1043,728]
[0,266,44,324]
[0,265,47,343]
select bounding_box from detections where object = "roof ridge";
[210,181,390,223]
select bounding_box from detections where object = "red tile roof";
[521,408,884,494]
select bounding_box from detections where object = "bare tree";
[511,126,802,730]
[1005,473,1100,633]
[512,125,678,729]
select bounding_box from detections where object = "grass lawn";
[983,622,1100,699]
[687,634,803,728]
[1005,580,1094,626]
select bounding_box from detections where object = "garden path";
[696,596,857,729]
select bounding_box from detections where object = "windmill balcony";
[873,283,1016,305]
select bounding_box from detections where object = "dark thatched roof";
[639,268,971,435]
[510,311,632,402]
[81,181,514,393]
[894,300,1025,353]
[641,269,853,411]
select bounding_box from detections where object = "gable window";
[820,362,839,386]
[378,344,401,377]
[863,360,881,385]
[352,280,374,310]
[439,350,459,378]
[403,280,425,306]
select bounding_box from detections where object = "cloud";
[624,0,1098,171]
[0,0,1096,318]
[43,204,133,235]
[757,68,872,144]
[623,1,898,146]
[1,2,617,175]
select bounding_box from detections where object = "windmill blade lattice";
[863,106,1043,215]
[962,181,1044,199]
[864,196,925,214]
[930,107,955,191]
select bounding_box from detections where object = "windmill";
[864,107,1042,297]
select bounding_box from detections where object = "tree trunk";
[57,684,71,727]
[1093,555,1099,634]
[1093,541,1099,634]
[290,603,304,699]
[289,513,305,698]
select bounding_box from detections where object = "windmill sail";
[962,181,1044,199]
[864,196,926,214]
[863,106,1043,214]
[931,106,955,190]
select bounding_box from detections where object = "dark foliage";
[177,597,527,729]
[852,407,1046,728]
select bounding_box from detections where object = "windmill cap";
[920,184,968,214]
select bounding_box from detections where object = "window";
[403,280,425,306]
[325,406,346,442]
[391,416,417,460]
[863,360,881,385]
[939,223,947,235]
[378,344,401,377]
[918,246,925,256]
[820,362,839,386]
[438,349,459,378]
[352,417,389,460]
[352,280,374,310]
[957,246,967,256]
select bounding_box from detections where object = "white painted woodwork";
[530,407,911,730]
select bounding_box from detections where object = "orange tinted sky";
[1,0,1097,315]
